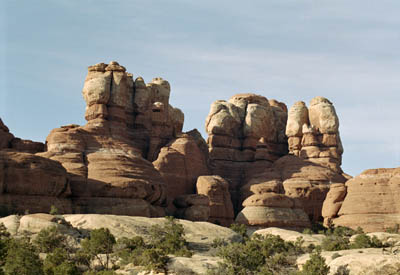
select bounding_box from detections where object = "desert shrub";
[385,224,400,234]
[229,223,248,241]
[210,233,299,275]
[49,205,59,215]
[140,248,169,272]
[334,264,350,275]
[321,235,350,251]
[311,222,329,234]
[83,271,117,275]
[149,216,192,257]
[303,228,313,235]
[350,234,383,249]
[211,237,228,248]
[0,223,10,266]
[80,228,116,270]
[331,252,341,260]
[299,248,330,275]
[43,247,80,275]
[4,237,44,275]
[115,217,192,272]
[34,226,68,253]
[327,226,358,237]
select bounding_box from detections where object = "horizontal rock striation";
[323,167,400,232]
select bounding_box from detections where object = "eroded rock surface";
[206,94,288,211]
[196,175,234,226]
[323,168,400,232]
[286,97,343,173]
[0,118,44,153]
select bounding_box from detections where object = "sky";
[1,0,399,176]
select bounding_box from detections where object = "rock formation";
[205,94,288,211]
[0,118,44,153]
[286,97,343,172]
[153,132,210,213]
[0,62,205,217]
[1,62,356,231]
[196,175,234,226]
[322,168,400,232]
[205,95,348,229]
[173,194,210,221]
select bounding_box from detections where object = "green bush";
[34,226,68,253]
[385,224,400,234]
[299,249,329,275]
[149,216,192,257]
[321,235,350,251]
[229,223,248,241]
[140,248,169,272]
[80,228,116,270]
[49,205,59,215]
[43,247,79,275]
[4,238,44,275]
[211,233,299,275]
[0,223,10,266]
[350,234,383,249]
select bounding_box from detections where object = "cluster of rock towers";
[0,62,398,232]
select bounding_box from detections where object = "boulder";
[173,194,210,221]
[235,206,310,229]
[286,97,343,172]
[196,175,234,226]
[240,155,347,226]
[326,167,400,232]
[153,134,209,212]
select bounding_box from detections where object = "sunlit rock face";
[205,94,348,229]
[323,167,400,232]
[39,61,191,216]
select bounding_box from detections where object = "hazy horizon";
[1,0,399,176]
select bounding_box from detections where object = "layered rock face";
[153,132,210,213]
[286,97,343,172]
[206,94,288,211]
[1,62,355,229]
[236,155,347,228]
[196,175,234,226]
[0,150,72,214]
[0,118,44,153]
[38,62,180,216]
[205,95,347,229]
[323,168,400,232]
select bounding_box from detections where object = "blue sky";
[1,0,399,176]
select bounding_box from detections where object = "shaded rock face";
[173,194,210,221]
[323,168,400,232]
[196,175,234,226]
[236,155,347,228]
[286,98,343,173]
[153,133,210,213]
[0,151,73,214]
[0,118,44,154]
[205,94,288,211]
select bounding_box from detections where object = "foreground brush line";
[0,214,399,274]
